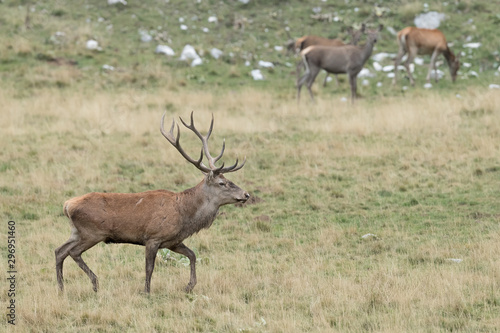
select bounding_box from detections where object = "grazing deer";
[293,24,366,86]
[297,24,383,103]
[393,27,460,86]
[55,112,250,294]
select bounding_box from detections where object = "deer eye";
[218,181,226,187]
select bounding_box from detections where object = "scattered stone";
[155,45,175,56]
[251,69,264,80]
[414,11,445,29]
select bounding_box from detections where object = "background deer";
[292,24,366,87]
[55,112,250,294]
[297,24,383,103]
[393,27,460,86]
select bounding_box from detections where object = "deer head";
[160,111,249,205]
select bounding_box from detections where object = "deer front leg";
[170,243,197,293]
[349,73,357,103]
[144,241,161,293]
[427,49,440,83]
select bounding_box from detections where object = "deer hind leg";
[55,228,80,292]
[67,238,101,292]
[170,243,197,293]
[297,56,311,103]
[404,47,417,86]
[305,66,321,102]
[144,241,161,294]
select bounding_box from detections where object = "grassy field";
[1,86,500,332]
[1,0,500,332]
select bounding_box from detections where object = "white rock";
[424,83,432,89]
[208,16,218,23]
[312,7,322,14]
[210,48,223,59]
[386,26,398,36]
[382,65,394,72]
[414,11,445,29]
[274,45,283,52]
[430,69,444,80]
[372,52,393,62]
[463,42,481,49]
[361,233,376,239]
[468,70,479,77]
[155,45,175,56]
[362,79,370,86]
[239,0,250,3]
[191,57,203,67]
[179,44,202,67]
[202,27,209,33]
[489,84,500,89]
[376,82,383,87]
[358,68,374,78]
[244,60,251,66]
[258,60,274,68]
[139,30,152,42]
[463,62,471,68]
[108,0,127,5]
[372,62,383,71]
[251,69,264,80]
[414,57,424,65]
[340,97,348,102]
[180,24,188,31]
[446,258,463,263]
[86,39,99,50]
[102,64,115,71]
[179,17,185,23]
[387,72,395,78]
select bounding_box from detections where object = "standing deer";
[297,24,383,103]
[55,112,250,294]
[393,27,460,86]
[293,24,366,87]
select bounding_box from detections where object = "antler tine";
[219,157,246,174]
[174,112,245,175]
[213,139,225,163]
[179,111,218,169]
[160,112,211,173]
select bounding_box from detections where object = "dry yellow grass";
[1,86,499,332]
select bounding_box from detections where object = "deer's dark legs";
[144,241,161,293]
[170,243,197,293]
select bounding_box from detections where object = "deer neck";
[359,39,376,64]
[177,180,220,233]
[443,47,455,66]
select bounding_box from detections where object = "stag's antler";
[160,111,245,174]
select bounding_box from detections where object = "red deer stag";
[393,27,460,86]
[293,24,366,87]
[55,112,249,294]
[297,24,383,103]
